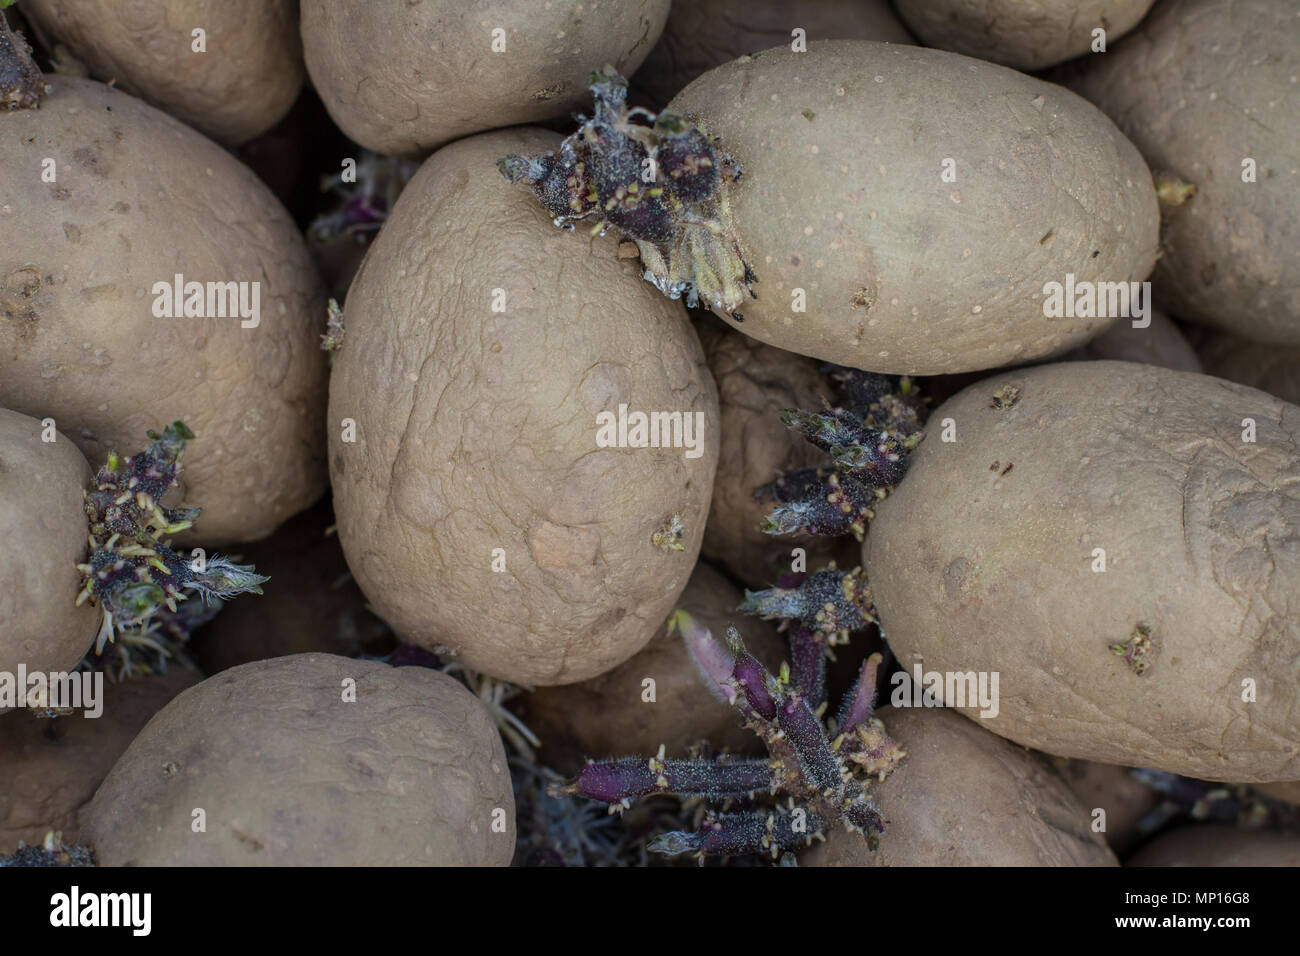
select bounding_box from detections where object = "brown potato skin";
[328,128,719,686]
[81,654,515,866]
[0,408,97,681]
[0,667,198,851]
[1186,326,1300,408]
[1056,759,1160,857]
[894,0,1155,71]
[0,77,328,546]
[188,501,392,675]
[697,317,859,587]
[1129,825,1300,866]
[804,707,1117,866]
[667,42,1159,375]
[1256,780,1300,805]
[866,362,1300,781]
[522,561,784,772]
[633,0,911,109]
[300,0,669,158]
[1069,0,1300,344]
[1065,309,1202,373]
[20,0,303,146]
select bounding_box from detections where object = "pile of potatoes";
[1,0,1297,869]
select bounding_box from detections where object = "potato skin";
[1066,309,1202,373]
[667,41,1159,374]
[0,408,97,681]
[697,317,859,586]
[866,362,1300,781]
[0,77,328,546]
[1056,759,1160,857]
[1069,0,1300,344]
[1256,780,1300,805]
[893,0,1155,71]
[1129,825,1300,866]
[633,0,910,109]
[20,0,303,146]
[81,654,515,866]
[1186,327,1300,408]
[522,561,783,772]
[0,667,197,851]
[300,0,669,158]
[804,707,1117,866]
[329,128,719,686]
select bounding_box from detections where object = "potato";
[300,0,670,158]
[19,0,303,146]
[1129,825,1300,866]
[328,128,719,686]
[696,317,859,586]
[1185,327,1300,407]
[81,654,514,866]
[893,0,1155,71]
[1065,308,1202,373]
[522,561,783,772]
[666,41,1159,374]
[866,361,1300,781]
[0,667,197,851]
[188,500,393,675]
[804,707,1117,865]
[633,0,910,109]
[1069,0,1300,344]
[0,77,328,545]
[1056,760,1160,857]
[0,408,97,683]
[1256,781,1300,805]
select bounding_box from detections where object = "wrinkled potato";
[81,654,514,866]
[522,561,783,772]
[1056,760,1160,857]
[0,408,97,683]
[0,667,198,850]
[893,0,1155,71]
[300,0,669,158]
[1129,825,1300,866]
[1185,326,1300,407]
[189,500,392,675]
[804,707,1117,866]
[1066,308,1201,373]
[20,0,303,146]
[667,41,1159,374]
[329,128,718,686]
[696,317,860,586]
[1070,0,1300,344]
[0,77,328,545]
[867,362,1300,781]
[634,0,910,108]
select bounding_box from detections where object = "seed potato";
[1069,0,1300,344]
[300,0,670,158]
[328,128,719,686]
[866,361,1300,782]
[804,707,1117,866]
[0,77,328,546]
[81,654,515,866]
[1129,825,1300,867]
[1056,759,1161,857]
[1065,308,1202,373]
[0,408,96,684]
[1185,326,1300,408]
[19,0,303,146]
[666,41,1159,374]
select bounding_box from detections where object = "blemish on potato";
[990,384,1021,409]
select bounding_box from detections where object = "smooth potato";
[667,41,1159,374]
[20,0,303,145]
[893,0,1155,71]
[1066,308,1202,373]
[0,77,328,545]
[81,654,515,866]
[329,128,718,686]
[1069,0,1300,344]
[301,0,669,158]
[804,707,1117,866]
[0,408,97,684]
[1129,825,1300,866]
[1056,759,1160,857]
[867,362,1300,781]
[1186,326,1300,407]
